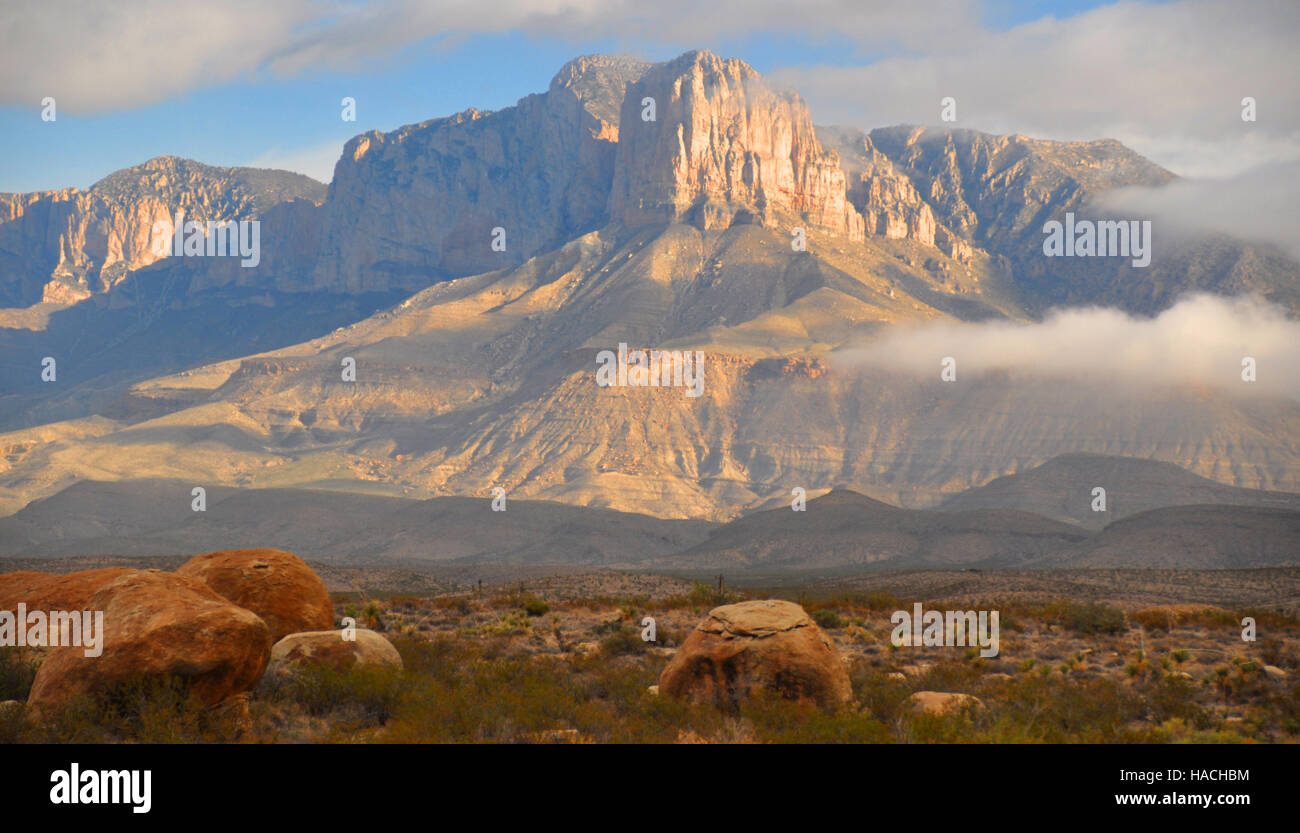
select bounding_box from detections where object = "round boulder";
[27,570,271,711]
[0,568,140,670]
[176,548,333,643]
[260,629,402,690]
[658,600,851,711]
[0,567,137,611]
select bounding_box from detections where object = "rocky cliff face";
[867,126,1174,249]
[859,125,1300,313]
[609,51,864,240]
[820,125,936,246]
[307,55,650,293]
[0,157,325,307]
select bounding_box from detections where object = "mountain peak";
[607,49,864,238]
[548,53,652,127]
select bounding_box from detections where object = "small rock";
[530,728,583,744]
[1263,665,1288,680]
[905,691,983,716]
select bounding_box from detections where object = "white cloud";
[1094,161,1300,259]
[832,294,1300,400]
[0,0,977,112]
[774,0,1300,177]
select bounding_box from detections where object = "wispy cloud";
[0,0,976,112]
[773,0,1300,178]
[1093,161,1300,260]
[832,294,1300,400]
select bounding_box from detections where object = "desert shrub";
[1143,674,1212,728]
[1050,601,1128,635]
[0,647,39,701]
[1134,606,1238,631]
[0,702,27,744]
[1235,607,1299,629]
[23,674,237,744]
[739,691,893,743]
[279,663,405,727]
[481,610,531,636]
[984,675,1148,742]
[812,609,844,630]
[852,667,914,722]
[599,624,645,656]
[521,595,550,617]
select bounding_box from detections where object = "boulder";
[905,691,983,716]
[0,568,140,668]
[1263,665,1288,681]
[176,548,333,643]
[658,600,851,711]
[260,628,402,689]
[27,570,271,711]
[0,568,137,611]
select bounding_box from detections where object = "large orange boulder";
[176,549,333,642]
[27,570,271,710]
[0,568,137,611]
[658,600,851,711]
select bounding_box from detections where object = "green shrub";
[1052,601,1128,635]
[812,609,844,630]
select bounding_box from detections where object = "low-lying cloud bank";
[1094,162,1300,261]
[833,294,1300,400]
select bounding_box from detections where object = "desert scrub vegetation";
[7,674,241,744]
[812,609,844,630]
[0,647,39,701]
[5,639,1293,744]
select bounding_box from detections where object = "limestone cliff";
[307,55,650,293]
[608,50,864,240]
[0,157,324,307]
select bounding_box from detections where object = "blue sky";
[0,0,1292,192]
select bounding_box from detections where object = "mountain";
[654,488,1089,570]
[4,475,1295,571]
[850,125,1300,315]
[939,453,1300,529]
[2,49,1298,525]
[1058,505,1300,569]
[0,156,325,308]
[0,478,715,565]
